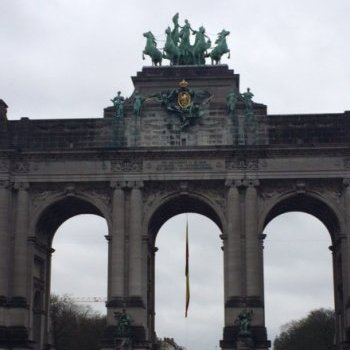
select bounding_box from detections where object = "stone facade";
[0,65,350,350]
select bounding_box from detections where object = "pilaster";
[7,182,30,348]
[109,181,126,302]
[129,181,144,299]
[245,180,262,300]
[0,180,10,331]
[224,180,243,324]
[12,182,30,303]
[0,181,10,298]
[342,179,350,342]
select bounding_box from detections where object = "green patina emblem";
[150,80,212,130]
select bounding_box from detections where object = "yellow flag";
[185,218,190,317]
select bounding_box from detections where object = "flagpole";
[185,214,190,318]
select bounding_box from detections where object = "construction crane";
[71,297,107,303]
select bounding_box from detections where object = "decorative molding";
[226,158,258,170]
[13,182,29,191]
[111,159,142,172]
[11,160,29,173]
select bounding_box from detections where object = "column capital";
[243,179,260,188]
[0,180,11,189]
[13,181,29,191]
[110,180,127,189]
[104,234,112,242]
[129,180,144,189]
[225,179,244,188]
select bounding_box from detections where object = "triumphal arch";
[1,15,350,350]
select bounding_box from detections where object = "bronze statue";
[141,14,231,66]
[114,309,131,337]
[236,309,253,336]
[226,89,238,116]
[133,91,145,117]
[142,31,162,66]
[111,91,125,118]
[241,88,254,116]
[210,29,231,65]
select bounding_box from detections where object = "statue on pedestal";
[111,91,125,118]
[236,309,253,336]
[114,309,131,337]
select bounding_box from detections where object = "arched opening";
[148,195,224,350]
[51,214,108,314]
[262,194,339,345]
[33,196,109,349]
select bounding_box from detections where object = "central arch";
[145,193,225,345]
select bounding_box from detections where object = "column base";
[221,326,271,350]
[0,326,32,349]
[101,326,150,350]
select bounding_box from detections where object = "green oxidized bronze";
[209,29,230,64]
[114,309,131,337]
[142,31,162,66]
[236,309,253,336]
[132,91,145,117]
[241,87,254,117]
[150,80,211,130]
[226,89,238,116]
[142,13,230,66]
[111,91,125,118]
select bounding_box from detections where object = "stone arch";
[261,191,341,239]
[29,193,110,349]
[146,191,225,243]
[261,191,343,343]
[145,191,225,344]
[32,192,110,244]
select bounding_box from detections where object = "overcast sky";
[1,1,349,349]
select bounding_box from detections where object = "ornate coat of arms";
[151,79,212,130]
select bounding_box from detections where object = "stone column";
[44,248,55,347]
[109,181,125,301]
[223,180,244,346]
[342,179,350,341]
[226,181,242,300]
[12,182,30,302]
[128,181,143,298]
[0,180,10,326]
[245,180,262,299]
[0,181,10,298]
[126,181,148,342]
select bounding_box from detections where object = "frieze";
[308,180,342,204]
[203,187,226,213]
[260,157,343,172]
[259,180,296,200]
[0,180,11,189]
[143,180,225,219]
[344,158,350,169]
[144,159,224,172]
[30,183,112,215]
[226,159,258,170]
[12,160,29,173]
[31,190,61,214]
[0,158,9,172]
[143,181,180,212]
[259,179,343,206]
[111,159,142,172]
